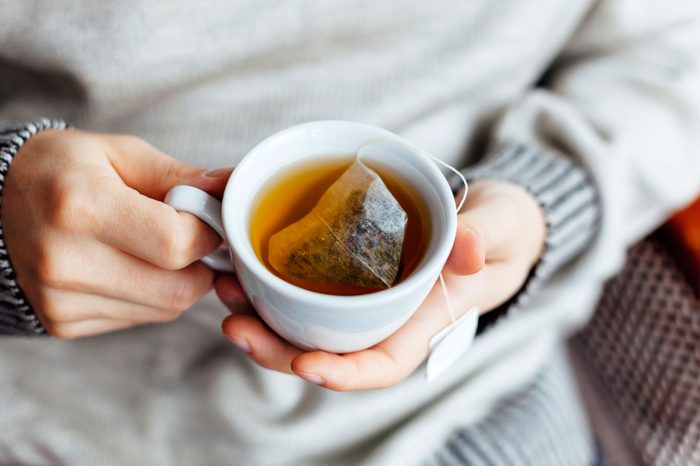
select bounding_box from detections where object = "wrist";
[0,119,69,336]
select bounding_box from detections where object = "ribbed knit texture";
[0,119,68,335]
[453,143,600,332]
[423,348,596,466]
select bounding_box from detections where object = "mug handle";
[164,185,235,272]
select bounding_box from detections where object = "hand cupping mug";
[165,120,458,353]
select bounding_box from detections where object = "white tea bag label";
[426,306,479,382]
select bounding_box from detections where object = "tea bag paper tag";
[426,306,479,382]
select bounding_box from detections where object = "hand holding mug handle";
[164,186,234,272]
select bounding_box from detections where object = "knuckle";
[157,217,197,270]
[116,134,148,149]
[45,179,92,230]
[164,277,202,312]
[163,160,193,182]
[33,249,68,288]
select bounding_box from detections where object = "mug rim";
[223,120,457,309]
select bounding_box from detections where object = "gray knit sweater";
[1,1,699,465]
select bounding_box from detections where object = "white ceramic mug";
[165,121,458,353]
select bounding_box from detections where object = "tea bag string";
[428,155,468,212]
[427,154,467,325]
[400,145,468,324]
[414,150,476,383]
[357,141,467,325]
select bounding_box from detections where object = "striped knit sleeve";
[451,142,600,331]
[0,118,69,336]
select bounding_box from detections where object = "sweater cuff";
[0,118,69,336]
[451,142,601,332]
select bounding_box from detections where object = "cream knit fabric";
[0,1,699,465]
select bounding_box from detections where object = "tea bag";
[268,158,407,289]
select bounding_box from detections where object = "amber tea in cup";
[250,158,431,296]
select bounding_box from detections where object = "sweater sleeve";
[462,0,700,334]
[0,118,68,336]
[452,143,601,332]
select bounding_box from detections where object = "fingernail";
[204,167,231,177]
[227,335,251,353]
[296,371,325,385]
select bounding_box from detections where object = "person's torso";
[2,0,590,168]
[0,2,595,465]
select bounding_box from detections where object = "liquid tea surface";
[250,157,430,295]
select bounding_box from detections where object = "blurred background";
[571,197,700,466]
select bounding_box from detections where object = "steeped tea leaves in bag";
[268,159,408,290]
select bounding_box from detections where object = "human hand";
[218,180,545,390]
[2,129,232,338]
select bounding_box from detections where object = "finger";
[93,256,215,311]
[291,347,404,391]
[189,168,234,199]
[221,314,303,374]
[38,289,184,324]
[444,223,485,276]
[46,319,136,339]
[37,240,215,311]
[290,285,452,390]
[454,187,520,262]
[214,274,254,315]
[93,176,222,270]
[291,266,517,391]
[103,134,205,200]
[447,261,532,313]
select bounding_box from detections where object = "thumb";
[444,186,520,275]
[104,134,216,200]
[445,223,486,276]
